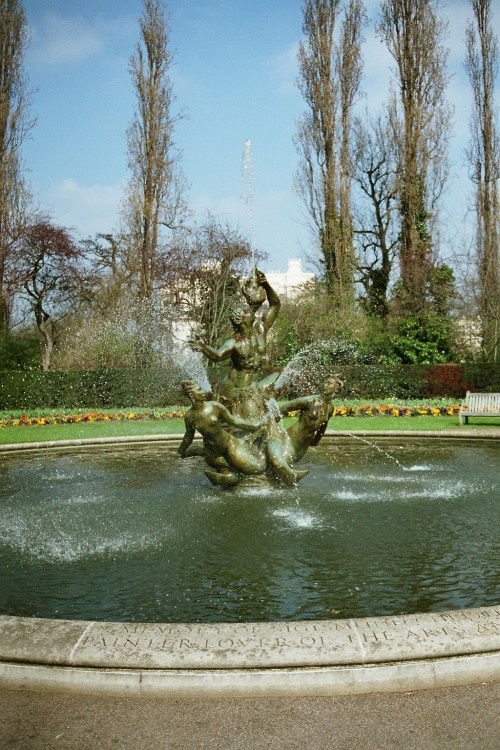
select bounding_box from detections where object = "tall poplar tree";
[124,0,185,301]
[377,0,452,315]
[295,0,365,311]
[0,0,33,330]
[465,0,500,362]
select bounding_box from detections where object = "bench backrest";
[464,392,500,413]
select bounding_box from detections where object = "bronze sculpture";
[180,267,343,487]
[278,375,344,462]
[178,379,265,487]
[188,267,280,419]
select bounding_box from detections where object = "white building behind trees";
[265,259,314,300]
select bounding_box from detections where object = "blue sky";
[21,0,499,273]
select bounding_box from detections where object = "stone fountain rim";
[1,432,499,697]
[1,427,499,452]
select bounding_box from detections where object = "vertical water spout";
[242,138,255,265]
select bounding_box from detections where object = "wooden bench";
[459,391,500,425]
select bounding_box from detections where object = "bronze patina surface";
[180,268,342,487]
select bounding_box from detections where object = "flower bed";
[332,404,460,418]
[0,409,188,428]
[0,403,461,429]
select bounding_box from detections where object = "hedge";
[333,363,500,400]
[0,369,183,410]
[1,363,499,410]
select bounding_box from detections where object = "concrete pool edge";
[1,434,499,696]
[1,428,500,451]
[0,609,499,696]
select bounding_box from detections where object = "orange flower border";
[1,404,461,428]
[332,404,460,418]
[0,410,187,428]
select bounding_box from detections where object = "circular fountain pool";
[0,437,498,623]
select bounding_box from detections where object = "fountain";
[182,267,343,487]
[0,266,499,696]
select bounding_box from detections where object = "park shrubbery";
[331,363,500,400]
[0,369,182,410]
[1,363,498,410]
[269,338,499,399]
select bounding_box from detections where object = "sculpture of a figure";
[279,375,343,462]
[188,268,280,419]
[177,263,344,489]
[256,407,310,486]
[260,375,343,484]
[178,380,266,487]
[190,303,262,387]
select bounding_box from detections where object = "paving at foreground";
[1,681,499,750]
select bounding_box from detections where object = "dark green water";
[0,438,498,623]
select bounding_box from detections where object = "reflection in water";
[0,438,498,622]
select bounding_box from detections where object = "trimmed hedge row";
[0,369,182,410]
[333,363,500,400]
[1,364,499,410]
[278,363,500,400]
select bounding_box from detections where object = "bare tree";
[162,215,262,348]
[465,0,500,362]
[295,0,365,308]
[0,0,34,331]
[352,112,398,318]
[124,0,186,301]
[14,218,82,370]
[80,233,136,315]
[377,0,452,315]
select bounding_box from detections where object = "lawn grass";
[0,418,185,444]
[1,413,499,445]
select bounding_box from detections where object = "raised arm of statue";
[278,395,315,415]
[188,336,235,363]
[255,268,281,332]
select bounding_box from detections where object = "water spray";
[242,138,255,266]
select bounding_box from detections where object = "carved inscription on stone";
[71,608,500,668]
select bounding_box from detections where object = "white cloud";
[45,178,124,237]
[266,42,299,93]
[29,12,135,67]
